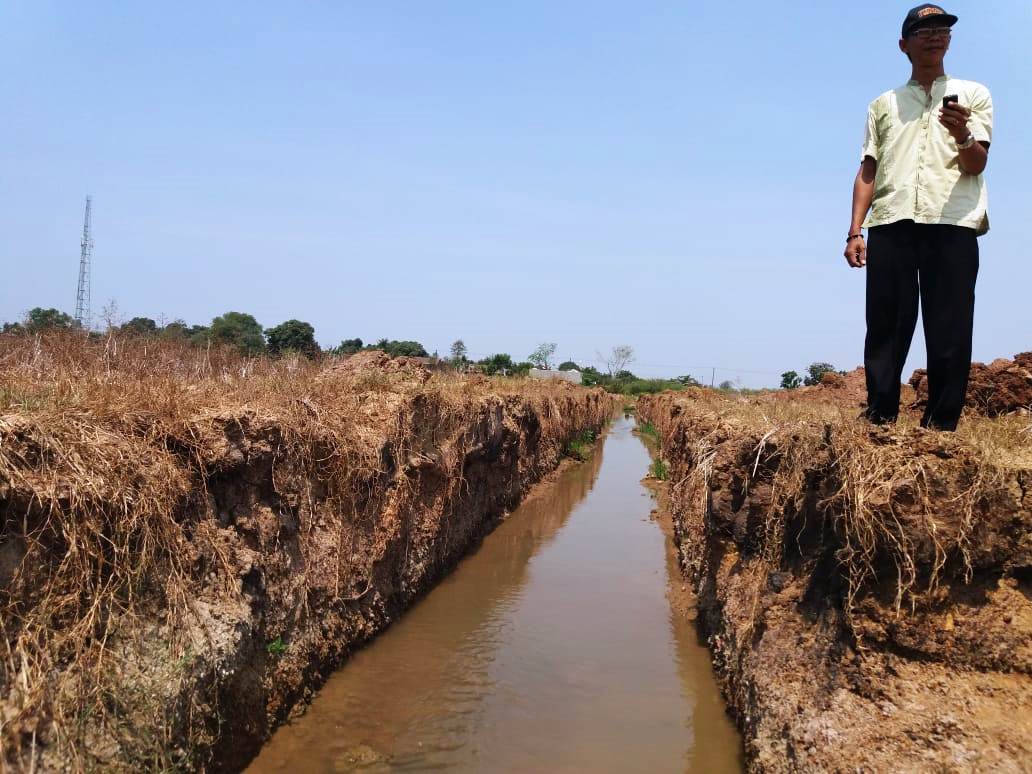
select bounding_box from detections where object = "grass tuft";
[565,429,597,461]
[649,459,668,481]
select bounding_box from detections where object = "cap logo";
[918,7,943,17]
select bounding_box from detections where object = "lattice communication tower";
[74,196,93,328]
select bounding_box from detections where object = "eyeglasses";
[910,27,952,40]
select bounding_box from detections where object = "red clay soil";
[911,352,1032,418]
[0,349,614,771]
[638,390,1032,773]
[759,367,922,416]
[763,353,1032,422]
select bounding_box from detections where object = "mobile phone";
[942,94,959,109]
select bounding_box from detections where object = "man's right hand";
[844,235,866,268]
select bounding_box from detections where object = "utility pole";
[711,367,715,388]
[74,196,93,329]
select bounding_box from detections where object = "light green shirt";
[862,75,993,235]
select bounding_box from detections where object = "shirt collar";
[907,74,950,87]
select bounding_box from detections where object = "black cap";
[902,4,958,37]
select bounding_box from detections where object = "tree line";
[1,307,429,360]
[3,307,846,394]
[450,341,701,395]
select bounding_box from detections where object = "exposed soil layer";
[638,391,1032,773]
[759,352,1032,420]
[757,367,920,416]
[911,352,1032,418]
[0,342,614,771]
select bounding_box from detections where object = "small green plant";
[623,404,636,413]
[637,421,659,441]
[649,459,668,481]
[565,429,596,461]
[266,637,287,656]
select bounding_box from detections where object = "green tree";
[780,370,802,390]
[528,342,557,370]
[614,369,637,380]
[158,320,190,340]
[478,353,515,375]
[333,338,364,355]
[579,366,607,387]
[266,319,320,357]
[209,311,266,355]
[120,317,158,336]
[557,360,581,371]
[25,307,74,333]
[2,321,25,334]
[718,379,736,391]
[187,325,211,346]
[373,339,428,358]
[450,339,468,362]
[803,362,837,386]
[676,374,701,386]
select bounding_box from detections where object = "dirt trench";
[0,352,615,771]
[638,392,1032,773]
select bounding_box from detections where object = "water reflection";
[248,417,742,773]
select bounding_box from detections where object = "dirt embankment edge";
[1,363,615,771]
[637,392,1032,773]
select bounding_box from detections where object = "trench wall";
[1,367,614,772]
[638,392,1032,773]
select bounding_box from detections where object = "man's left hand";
[939,102,972,142]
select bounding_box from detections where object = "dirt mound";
[910,351,1032,417]
[316,349,436,389]
[638,390,1032,772]
[758,367,878,412]
[0,334,615,771]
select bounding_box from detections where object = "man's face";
[899,25,952,65]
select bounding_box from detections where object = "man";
[844,4,993,431]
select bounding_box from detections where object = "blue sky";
[3,1,1029,386]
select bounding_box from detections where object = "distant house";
[528,368,582,385]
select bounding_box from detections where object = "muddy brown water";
[246,416,743,773]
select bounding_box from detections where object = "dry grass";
[0,331,607,770]
[641,389,1031,631]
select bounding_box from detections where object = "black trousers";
[864,220,979,431]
